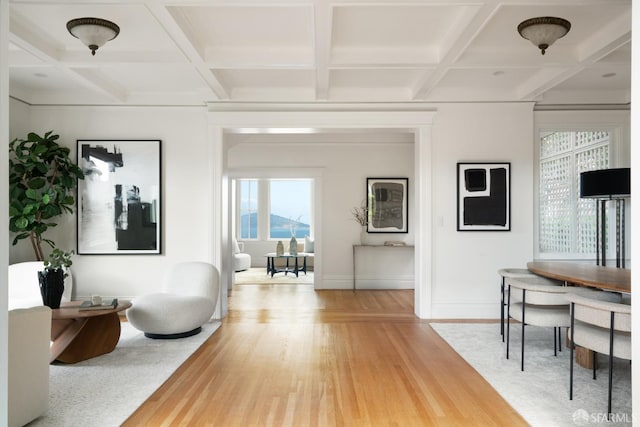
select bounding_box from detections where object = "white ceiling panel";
[7,0,631,106]
[168,5,314,64]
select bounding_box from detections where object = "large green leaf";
[25,188,38,200]
[61,175,73,188]
[14,217,29,229]
[33,144,48,155]
[27,132,43,142]
[35,163,48,174]
[28,176,46,189]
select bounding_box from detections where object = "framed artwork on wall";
[366,177,408,233]
[457,162,510,231]
[77,140,162,254]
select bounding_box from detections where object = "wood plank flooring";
[123,285,527,426]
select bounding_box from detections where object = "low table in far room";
[264,252,312,277]
[50,300,132,364]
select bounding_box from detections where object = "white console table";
[352,244,415,290]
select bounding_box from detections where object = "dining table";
[526,261,630,293]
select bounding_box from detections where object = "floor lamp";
[579,168,631,268]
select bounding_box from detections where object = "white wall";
[8,103,213,303]
[10,101,628,320]
[430,103,535,318]
[9,97,29,141]
[227,140,415,289]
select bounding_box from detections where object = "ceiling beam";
[313,0,331,100]
[410,3,500,100]
[145,0,229,100]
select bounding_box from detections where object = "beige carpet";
[432,323,632,426]
[32,321,220,427]
[235,267,314,285]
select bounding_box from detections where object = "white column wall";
[430,103,535,318]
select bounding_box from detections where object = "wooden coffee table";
[50,300,132,364]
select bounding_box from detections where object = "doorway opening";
[231,177,316,288]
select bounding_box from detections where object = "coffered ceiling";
[8,0,632,107]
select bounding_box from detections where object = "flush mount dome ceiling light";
[517,16,571,55]
[67,17,120,56]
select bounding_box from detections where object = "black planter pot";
[38,269,65,309]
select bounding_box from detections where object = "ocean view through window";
[269,180,311,239]
[237,178,312,240]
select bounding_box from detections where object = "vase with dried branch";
[351,202,371,245]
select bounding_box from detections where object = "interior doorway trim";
[208,107,435,318]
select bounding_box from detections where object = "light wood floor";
[123,285,527,426]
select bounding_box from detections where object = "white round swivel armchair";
[127,262,220,339]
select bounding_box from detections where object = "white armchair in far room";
[233,238,251,272]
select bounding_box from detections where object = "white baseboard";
[316,275,414,290]
[315,276,352,289]
[431,302,498,319]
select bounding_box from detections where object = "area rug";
[31,321,221,427]
[431,323,632,426]
[235,267,313,285]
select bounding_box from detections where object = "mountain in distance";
[240,213,310,238]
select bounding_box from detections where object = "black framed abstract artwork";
[366,177,408,233]
[457,162,510,231]
[77,140,161,254]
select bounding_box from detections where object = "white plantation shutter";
[538,131,609,257]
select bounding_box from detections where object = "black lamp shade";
[580,168,630,199]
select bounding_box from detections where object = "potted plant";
[9,131,84,261]
[38,248,74,308]
[351,202,370,245]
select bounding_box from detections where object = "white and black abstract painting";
[77,140,161,254]
[367,177,408,233]
[457,162,510,231]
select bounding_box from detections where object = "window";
[538,131,610,257]
[236,178,313,241]
[238,179,258,239]
[269,180,311,239]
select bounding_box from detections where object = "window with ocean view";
[269,180,311,239]
[237,178,312,241]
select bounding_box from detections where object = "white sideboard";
[352,245,415,290]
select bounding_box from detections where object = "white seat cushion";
[127,293,215,335]
[572,322,631,360]
[498,268,536,278]
[510,302,570,327]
